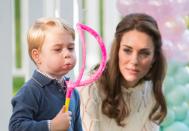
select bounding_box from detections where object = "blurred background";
[1,0,189,131]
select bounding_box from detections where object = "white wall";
[0,0,13,130]
[104,0,120,53]
[81,0,121,71]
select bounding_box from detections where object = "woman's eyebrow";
[122,44,132,49]
[140,48,152,51]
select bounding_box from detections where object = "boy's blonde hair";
[27,17,75,62]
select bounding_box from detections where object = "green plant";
[13,76,25,95]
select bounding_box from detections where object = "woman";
[79,13,167,131]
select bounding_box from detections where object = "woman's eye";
[123,48,132,54]
[140,52,150,58]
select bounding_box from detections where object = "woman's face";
[118,30,155,87]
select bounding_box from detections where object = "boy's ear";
[32,49,41,64]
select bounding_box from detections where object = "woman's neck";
[122,79,142,89]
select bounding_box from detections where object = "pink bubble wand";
[65,23,107,111]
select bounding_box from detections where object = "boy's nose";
[62,49,71,58]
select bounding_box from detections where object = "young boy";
[9,18,83,131]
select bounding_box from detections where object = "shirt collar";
[32,70,70,88]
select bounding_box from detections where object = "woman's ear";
[31,49,41,65]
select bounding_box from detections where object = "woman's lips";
[127,68,139,75]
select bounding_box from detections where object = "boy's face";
[35,27,76,78]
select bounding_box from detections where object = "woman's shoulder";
[78,82,100,102]
[78,82,101,131]
[142,80,160,112]
[141,80,156,103]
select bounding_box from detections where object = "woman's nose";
[130,53,139,65]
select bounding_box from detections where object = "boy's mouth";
[63,63,73,69]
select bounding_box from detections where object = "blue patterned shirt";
[9,70,83,131]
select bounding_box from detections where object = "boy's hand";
[51,105,72,131]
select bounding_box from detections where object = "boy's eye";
[54,48,62,52]
[68,46,75,51]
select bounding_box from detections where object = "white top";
[79,81,159,131]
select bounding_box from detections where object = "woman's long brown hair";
[96,13,167,126]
